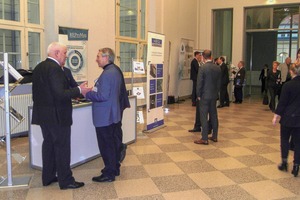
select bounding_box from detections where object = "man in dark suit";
[32,42,90,190]
[190,51,202,106]
[194,50,221,145]
[83,48,123,183]
[217,56,230,108]
[63,67,78,88]
[233,61,246,104]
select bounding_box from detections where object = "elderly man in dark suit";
[32,42,90,190]
[194,50,221,145]
[83,48,123,183]
[190,51,202,106]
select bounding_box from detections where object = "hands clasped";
[79,82,92,97]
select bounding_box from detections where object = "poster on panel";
[178,39,194,80]
[146,32,165,131]
[58,27,88,82]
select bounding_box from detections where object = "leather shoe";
[224,103,230,107]
[292,165,299,177]
[194,139,208,145]
[120,143,127,163]
[92,174,115,182]
[43,177,58,186]
[189,128,201,132]
[208,137,218,142]
[217,105,224,108]
[60,181,84,190]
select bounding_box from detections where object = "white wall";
[44,0,115,86]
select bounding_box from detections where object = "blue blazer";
[86,63,122,127]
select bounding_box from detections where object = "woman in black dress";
[267,61,281,112]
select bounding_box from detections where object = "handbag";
[262,93,269,105]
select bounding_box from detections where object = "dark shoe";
[233,101,238,104]
[92,174,115,182]
[224,103,230,107]
[115,170,120,176]
[120,143,127,163]
[194,139,208,145]
[217,105,224,108]
[189,128,201,132]
[292,165,299,177]
[60,181,85,190]
[208,137,218,142]
[43,177,58,186]
[278,162,288,172]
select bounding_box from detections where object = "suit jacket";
[190,58,199,81]
[276,76,300,127]
[220,62,229,85]
[234,67,246,87]
[86,63,122,127]
[63,67,78,88]
[32,58,81,126]
[113,65,130,112]
[196,61,221,100]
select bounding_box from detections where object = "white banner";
[146,32,165,131]
[58,27,88,82]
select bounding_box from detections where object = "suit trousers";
[219,84,229,105]
[192,80,197,103]
[194,100,201,129]
[40,124,74,187]
[96,123,120,179]
[280,125,300,164]
[234,86,243,102]
[199,99,218,140]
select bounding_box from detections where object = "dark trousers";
[192,80,197,103]
[194,100,201,129]
[40,124,74,187]
[219,84,229,105]
[280,126,300,164]
[96,123,119,179]
[199,99,218,140]
[234,86,243,102]
[268,86,279,111]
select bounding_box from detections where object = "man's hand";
[79,82,92,96]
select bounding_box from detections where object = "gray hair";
[47,42,67,56]
[99,48,115,63]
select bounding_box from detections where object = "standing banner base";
[0,176,31,189]
[143,124,166,133]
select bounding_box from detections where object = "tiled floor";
[1,97,300,200]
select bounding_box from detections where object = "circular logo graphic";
[67,50,84,72]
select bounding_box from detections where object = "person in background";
[233,61,246,104]
[82,48,122,182]
[190,51,202,106]
[32,42,90,190]
[277,57,291,99]
[294,48,300,66]
[267,61,281,112]
[217,56,230,108]
[259,64,269,94]
[272,63,300,177]
[194,49,221,145]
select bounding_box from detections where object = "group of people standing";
[32,42,130,190]
[189,49,245,144]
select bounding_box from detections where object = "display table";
[28,96,136,170]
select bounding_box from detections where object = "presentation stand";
[28,96,137,170]
[0,53,31,189]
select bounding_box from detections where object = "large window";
[116,0,147,75]
[212,9,233,64]
[0,0,43,75]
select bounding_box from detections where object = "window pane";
[120,42,137,72]
[119,0,137,38]
[213,9,233,63]
[273,7,299,29]
[0,29,22,69]
[28,0,40,24]
[246,7,271,29]
[140,0,146,39]
[0,0,20,21]
[28,32,40,69]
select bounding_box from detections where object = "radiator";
[0,94,32,137]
